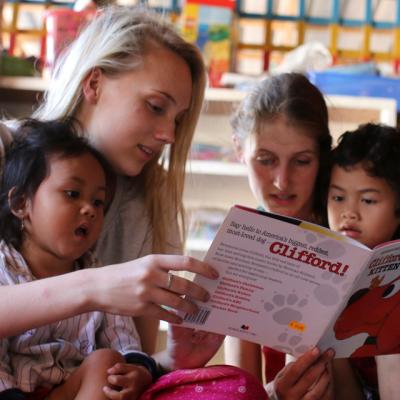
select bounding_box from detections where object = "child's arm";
[133,316,159,355]
[376,354,400,400]
[331,359,364,399]
[98,313,158,396]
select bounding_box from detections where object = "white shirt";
[0,242,141,392]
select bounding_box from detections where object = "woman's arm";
[0,269,93,338]
[224,337,262,381]
[0,255,218,339]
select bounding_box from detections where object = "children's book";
[180,0,234,87]
[182,205,400,358]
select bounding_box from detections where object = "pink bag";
[140,365,268,400]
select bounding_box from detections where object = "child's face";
[328,163,400,248]
[237,115,320,220]
[22,152,106,271]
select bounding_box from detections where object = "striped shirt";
[0,242,141,393]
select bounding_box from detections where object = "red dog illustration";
[334,275,400,357]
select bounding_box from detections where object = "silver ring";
[166,272,174,290]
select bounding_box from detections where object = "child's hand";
[103,362,152,400]
[274,347,335,400]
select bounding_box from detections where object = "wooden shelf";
[187,160,247,176]
[0,81,397,260]
[0,76,48,91]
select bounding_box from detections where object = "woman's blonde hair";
[33,6,206,252]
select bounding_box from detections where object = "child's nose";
[341,210,358,220]
[81,203,95,219]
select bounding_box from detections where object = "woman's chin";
[114,162,145,177]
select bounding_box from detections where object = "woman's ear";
[82,67,103,104]
[232,134,245,164]
[8,187,28,220]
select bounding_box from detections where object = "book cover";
[180,0,234,87]
[181,205,400,358]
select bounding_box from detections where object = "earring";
[20,218,24,232]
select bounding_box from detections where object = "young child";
[327,122,400,399]
[0,119,158,400]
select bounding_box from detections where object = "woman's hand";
[161,324,225,371]
[274,347,335,400]
[91,255,219,323]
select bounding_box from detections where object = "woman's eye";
[255,157,274,165]
[296,159,311,166]
[147,102,164,114]
[65,190,79,199]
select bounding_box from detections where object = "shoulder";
[0,241,30,284]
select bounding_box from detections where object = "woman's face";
[238,115,320,220]
[78,45,193,176]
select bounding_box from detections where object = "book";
[180,0,234,87]
[181,205,400,358]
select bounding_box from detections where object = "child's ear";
[8,187,29,219]
[82,67,103,104]
[232,135,245,164]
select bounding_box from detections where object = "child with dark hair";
[327,123,400,400]
[0,119,157,400]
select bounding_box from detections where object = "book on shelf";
[181,205,400,358]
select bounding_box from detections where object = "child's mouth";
[75,225,88,237]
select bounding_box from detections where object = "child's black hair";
[0,118,111,250]
[332,123,400,239]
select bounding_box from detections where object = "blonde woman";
[0,6,268,399]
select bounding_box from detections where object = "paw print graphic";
[264,292,308,326]
[275,329,310,355]
[313,271,351,306]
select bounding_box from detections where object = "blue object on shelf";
[308,71,400,111]
[323,62,379,76]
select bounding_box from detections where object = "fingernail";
[204,292,210,302]
[327,348,335,358]
[311,346,320,356]
[211,268,219,278]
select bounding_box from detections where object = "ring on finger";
[166,272,174,290]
